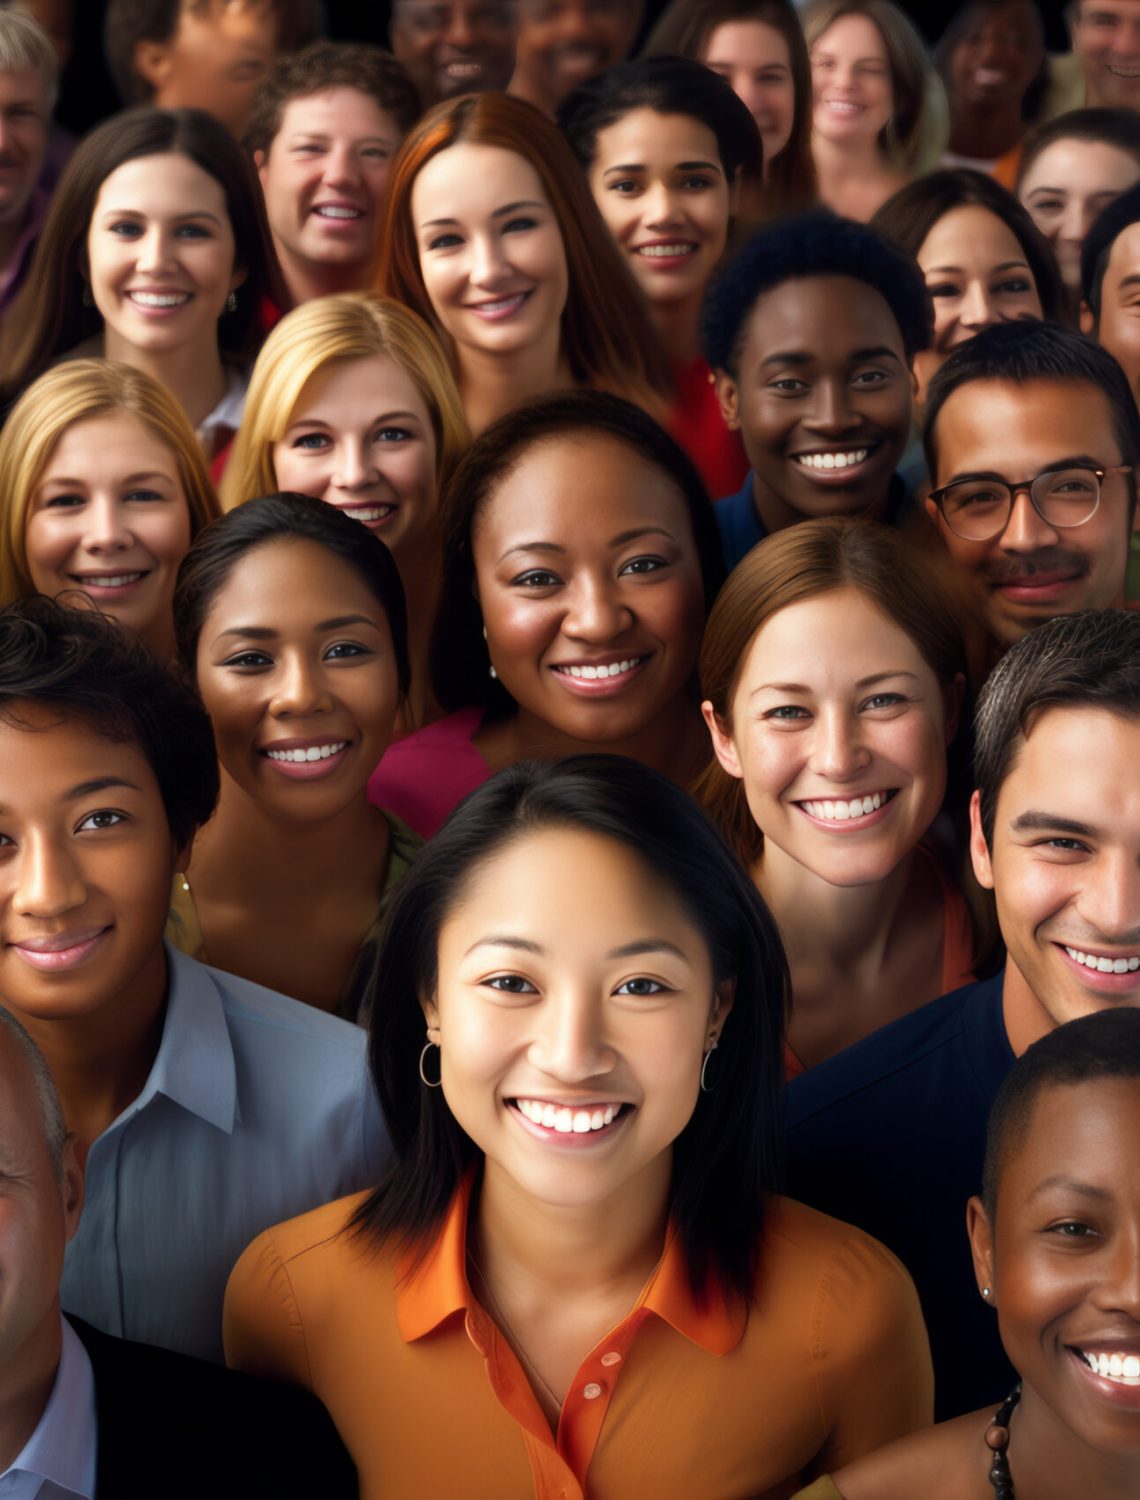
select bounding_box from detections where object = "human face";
[513,0,642,113]
[1020,139,1140,299]
[810,13,893,150]
[25,414,193,657]
[704,20,795,168]
[913,205,1044,403]
[272,356,438,555]
[588,109,730,310]
[1093,222,1140,406]
[944,1,1044,115]
[390,0,518,107]
[971,707,1140,1045]
[714,274,913,534]
[425,827,730,1212]
[142,0,279,137]
[704,588,955,889]
[194,539,399,823]
[86,152,243,362]
[473,433,706,744]
[0,68,48,233]
[256,89,403,285]
[412,143,569,364]
[0,710,179,1026]
[970,1079,1140,1460]
[1071,0,1140,110]
[926,378,1132,646]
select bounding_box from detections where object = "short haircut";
[0,1004,67,1180]
[104,0,318,105]
[982,1009,1140,1216]
[0,595,219,850]
[935,1,1047,125]
[0,7,58,106]
[351,754,789,1304]
[1081,180,1140,321]
[702,209,932,377]
[974,609,1140,847]
[1017,105,1140,198]
[174,492,411,699]
[872,168,1067,327]
[429,389,725,715]
[243,39,422,159]
[922,320,1140,481]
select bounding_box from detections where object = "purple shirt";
[0,184,49,317]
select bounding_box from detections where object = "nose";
[1060,199,1088,246]
[14,831,87,921]
[444,5,476,46]
[468,229,509,287]
[323,142,362,188]
[269,652,335,717]
[562,573,633,643]
[528,986,615,1084]
[643,180,682,227]
[998,486,1060,552]
[1079,851,1140,951]
[803,376,859,436]
[332,437,373,490]
[83,495,133,553]
[1090,1221,1140,1322]
[959,278,995,331]
[135,224,175,276]
[808,706,871,782]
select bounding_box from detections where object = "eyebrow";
[602,160,723,175]
[1116,273,1140,296]
[289,132,394,145]
[0,775,143,814]
[924,259,1030,276]
[759,346,902,367]
[1009,811,1098,837]
[1028,1176,1113,1203]
[419,199,546,229]
[496,526,677,564]
[98,208,224,226]
[282,411,421,433]
[39,471,173,488]
[215,614,381,639]
[463,935,690,961]
[941,456,1108,484]
[750,670,919,697]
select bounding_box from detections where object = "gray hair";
[0,8,59,109]
[974,610,1140,846]
[0,1004,67,1178]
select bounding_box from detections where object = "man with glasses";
[389,0,518,109]
[921,321,1138,652]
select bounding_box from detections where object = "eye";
[502,215,538,234]
[485,974,537,993]
[615,976,669,996]
[1047,1219,1097,1238]
[679,175,717,191]
[41,492,86,509]
[362,146,390,160]
[291,432,330,450]
[124,488,165,503]
[176,223,213,239]
[220,649,273,669]
[109,220,144,238]
[293,142,324,156]
[764,704,810,720]
[426,231,463,250]
[76,809,127,832]
[927,282,961,299]
[995,278,1032,296]
[511,568,562,588]
[769,376,808,393]
[619,555,667,575]
[1030,197,1063,215]
[324,641,371,659]
[608,178,642,196]
[852,369,889,386]
[374,426,414,443]
[861,692,906,710]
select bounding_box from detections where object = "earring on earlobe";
[699,1040,719,1094]
[981,1286,992,1301]
[226,291,237,313]
[482,623,497,681]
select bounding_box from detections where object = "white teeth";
[266,741,348,763]
[129,291,189,307]
[79,573,145,588]
[636,244,695,258]
[560,658,643,681]
[315,206,362,219]
[1081,1350,1140,1384]
[801,791,888,821]
[346,506,394,523]
[472,295,525,313]
[1064,948,1140,973]
[795,449,870,471]
[515,1100,619,1133]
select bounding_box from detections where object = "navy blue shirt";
[785,973,1015,1420]
[715,470,913,571]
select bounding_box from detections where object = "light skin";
[1089,220,1140,409]
[256,88,403,307]
[0,67,49,270]
[1020,139,1140,303]
[424,826,730,1428]
[133,0,279,137]
[510,0,642,116]
[411,142,571,433]
[187,539,399,1012]
[703,587,961,1066]
[1070,0,1140,111]
[587,108,731,363]
[971,705,1140,1056]
[24,413,193,661]
[810,13,906,222]
[943,0,1044,162]
[471,432,709,783]
[912,205,1044,406]
[926,378,1133,648]
[714,273,914,536]
[703,19,795,170]
[84,152,245,432]
[390,0,519,108]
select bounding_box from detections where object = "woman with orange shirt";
[225,756,932,1498]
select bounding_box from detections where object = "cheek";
[140,506,193,563]
[739,727,803,803]
[644,578,706,667]
[24,517,71,580]
[991,853,1073,936]
[378,446,434,500]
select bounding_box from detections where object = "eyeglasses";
[927,464,1133,542]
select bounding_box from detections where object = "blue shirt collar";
[5,1316,97,1498]
[131,945,238,1135]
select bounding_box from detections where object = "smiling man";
[703,211,931,570]
[390,0,518,110]
[923,321,1138,653]
[786,607,1140,1420]
[1069,0,1140,110]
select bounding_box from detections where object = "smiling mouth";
[1062,946,1140,975]
[70,571,148,589]
[338,501,396,525]
[796,788,898,822]
[552,656,647,682]
[634,242,697,259]
[793,447,874,472]
[313,205,364,220]
[1107,63,1140,78]
[1073,1347,1140,1384]
[264,740,349,764]
[511,1099,631,1134]
[465,292,529,317]
[128,291,190,308]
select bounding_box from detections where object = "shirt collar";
[5,1316,97,1498]
[130,945,238,1135]
[396,1177,745,1356]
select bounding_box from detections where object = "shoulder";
[828,1408,993,1500]
[226,1192,382,1312]
[761,1198,921,1314]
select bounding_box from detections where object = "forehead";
[0,706,160,804]
[93,152,228,214]
[200,537,388,626]
[998,1077,1140,1208]
[412,142,548,216]
[276,87,396,139]
[740,587,932,688]
[704,20,790,65]
[0,66,49,110]
[41,413,181,479]
[813,13,889,58]
[741,274,905,363]
[917,205,1027,272]
[1021,137,1140,192]
[593,108,722,168]
[291,354,432,422]
[996,705,1140,831]
[933,377,1120,479]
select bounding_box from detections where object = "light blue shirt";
[0,1318,96,1500]
[61,945,387,1363]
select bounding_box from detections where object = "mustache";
[979,548,1089,586]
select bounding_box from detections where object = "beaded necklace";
[985,1383,1022,1498]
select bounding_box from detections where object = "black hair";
[923,321,1140,482]
[702,209,933,376]
[982,1009,1140,1216]
[0,595,218,849]
[557,54,764,192]
[974,609,1140,848]
[351,754,789,1304]
[429,389,725,716]
[1081,181,1140,321]
[872,168,1067,326]
[174,493,410,697]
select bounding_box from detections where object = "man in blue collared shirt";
[0,598,388,1364]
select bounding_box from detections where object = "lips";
[463,291,530,320]
[11,926,111,971]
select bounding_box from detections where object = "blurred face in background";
[134,0,280,137]
[390,0,519,107]
[0,66,49,243]
[1019,136,1140,300]
[704,19,795,169]
[511,0,642,115]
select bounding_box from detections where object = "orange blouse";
[224,1183,933,1499]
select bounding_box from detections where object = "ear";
[923,492,942,531]
[132,37,173,96]
[255,148,269,185]
[712,367,741,432]
[942,671,966,747]
[969,788,995,890]
[966,1193,996,1304]
[60,1134,85,1243]
[709,977,736,1041]
[701,699,744,780]
[420,989,441,1042]
[1079,298,1095,336]
[173,836,194,878]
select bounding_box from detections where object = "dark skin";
[943,0,1045,163]
[826,1078,1140,1499]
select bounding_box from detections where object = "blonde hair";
[221,293,469,511]
[0,360,220,606]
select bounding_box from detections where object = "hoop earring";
[418,1041,442,1088]
[699,1041,718,1094]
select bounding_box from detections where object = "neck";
[751,470,891,535]
[276,244,372,308]
[458,333,573,435]
[0,1310,62,1473]
[650,292,704,366]
[812,131,888,185]
[1008,1380,1140,1498]
[506,696,708,785]
[948,102,1025,161]
[1001,958,1056,1056]
[101,328,228,431]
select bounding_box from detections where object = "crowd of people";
[0,1,1138,1497]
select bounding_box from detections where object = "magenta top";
[367,707,492,838]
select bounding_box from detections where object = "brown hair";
[696,518,968,863]
[375,92,672,410]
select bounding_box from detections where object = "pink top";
[367,707,491,838]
